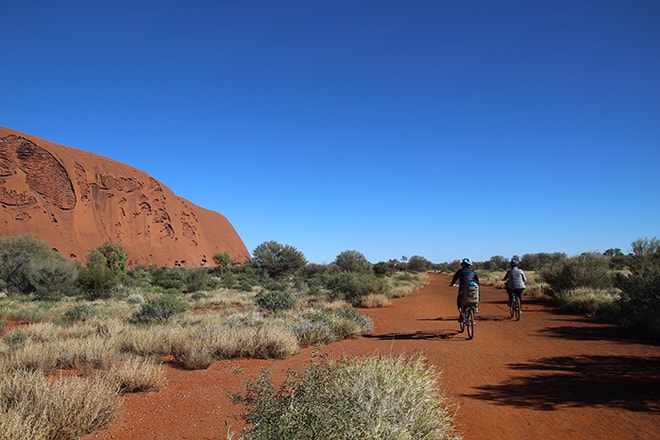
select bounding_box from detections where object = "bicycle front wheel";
[466,308,475,340]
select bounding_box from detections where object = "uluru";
[0,126,251,268]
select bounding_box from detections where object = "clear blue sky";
[2,0,659,264]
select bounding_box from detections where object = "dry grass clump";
[231,353,461,440]
[0,369,120,440]
[106,355,165,393]
[361,293,392,308]
[388,272,429,298]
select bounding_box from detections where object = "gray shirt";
[504,267,526,289]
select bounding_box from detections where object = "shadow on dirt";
[364,331,458,340]
[466,355,660,412]
[538,322,652,345]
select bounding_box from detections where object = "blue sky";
[2,0,659,264]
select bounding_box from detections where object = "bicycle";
[457,281,479,340]
[508,288,522,321]
[509,294,521,321]
[458,303,477,339]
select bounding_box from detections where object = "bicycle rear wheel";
[509,298,515,318]
[466,308,475,340]
[514,297,521,321]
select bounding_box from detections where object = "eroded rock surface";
[0,127,250,267]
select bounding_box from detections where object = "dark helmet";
[461,257,473,267]
[510,259,519,267]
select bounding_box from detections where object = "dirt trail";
[87,273,660,440]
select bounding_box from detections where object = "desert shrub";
[553,288,621,321]
[63,304,97,322]
[252,241,307,279]
[77,243,128,300]
[211,326,299,360]
[254,290,296,313]
[106,356,165,393]
[614,238,660,340]
[169,332,216,370]
[4,331,28,350]
[323,272,389,306]
[334,250,371,272]
[0,234,78,298]
[407,255,431,272]
[131,294,188,323]
[150,267,187,292]
[288,321,335,346]
[126,293,144,304]
[0,369,120,440]
[361,293,391,308]
[116,326,172,357]
[185,267,211,293]
[372,261,394,277]
[540,252,612,294]
[231,354,460,440]
[124,265,154,288]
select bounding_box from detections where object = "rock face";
[0,126,251,268]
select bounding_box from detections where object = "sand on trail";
[86,273,660,440]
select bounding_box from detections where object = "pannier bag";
[463,281,480,305]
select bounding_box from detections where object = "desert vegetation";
[229,353,460,440]
[1,234,658,439]
[0,236,430,439]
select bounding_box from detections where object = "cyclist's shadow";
[364,319,460,340]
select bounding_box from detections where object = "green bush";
[150,267,187,291]
[255,290,296,313]
[334,250,371,272]
[540,252,612,294]
[252,241,307,279]
[131,294,188,323]
[372,262,393,277]
[63,304,97,322]
[184,267,211,293]
[323,272,389,306]
[615,239,660,340]
[77,243,128,299]
[231,354,459,440]
[0,234,78,298]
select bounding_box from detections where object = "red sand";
[85,273,660,440]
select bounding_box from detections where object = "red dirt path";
[85,273,660,440]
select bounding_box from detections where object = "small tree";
[77,242,128,299]
[407,255,431,273]
[252,241,307,279]
[334,250,371,272]
[213,252,233,274]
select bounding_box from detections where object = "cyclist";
[450,258,480,322]
[502,258,526,310]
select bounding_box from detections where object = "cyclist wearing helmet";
[503,258,526,309]
[450,258,480,321]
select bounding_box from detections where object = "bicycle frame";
[459,303,477,339]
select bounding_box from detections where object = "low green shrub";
[255,290,296,313]
[131,295,188,323]
[324,272,389,306]
[63,304,97,322]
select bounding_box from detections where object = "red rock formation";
[0,127,251,268]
